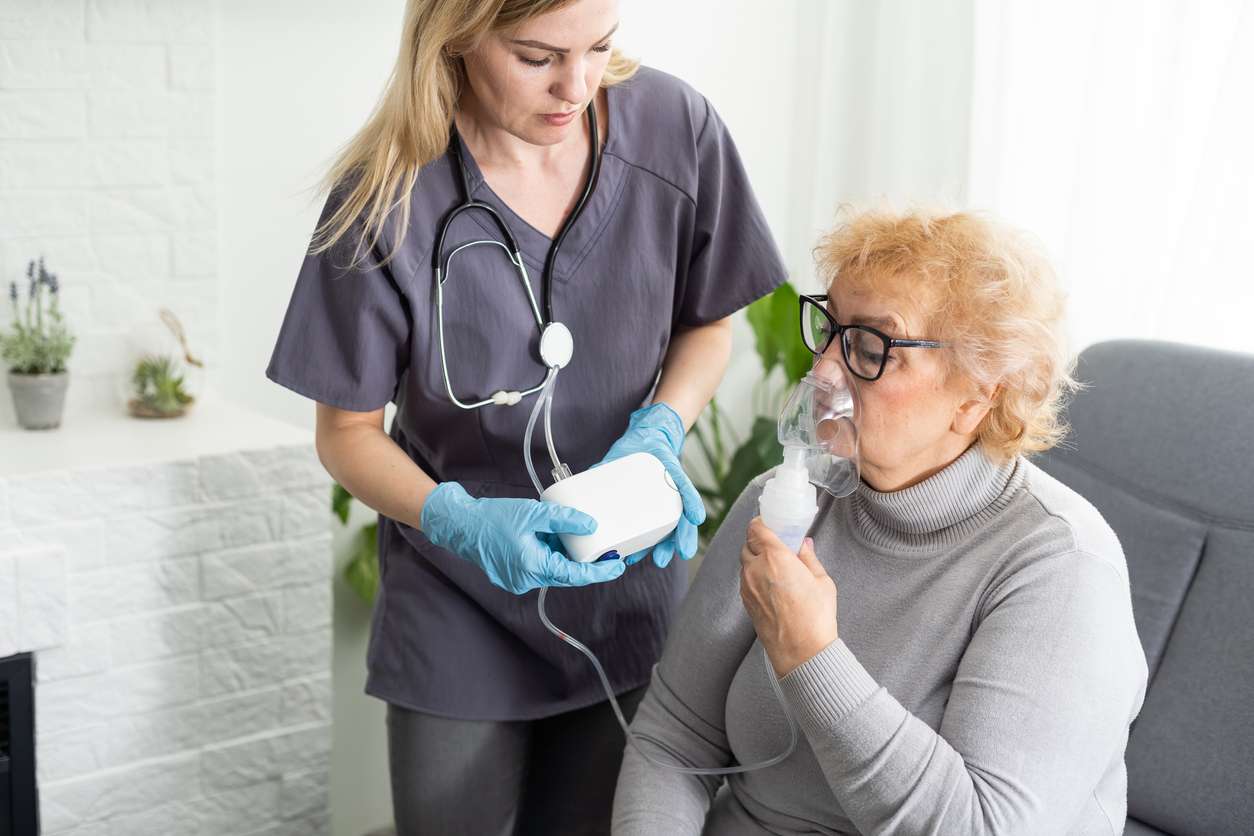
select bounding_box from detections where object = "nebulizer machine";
[503,342,861,775]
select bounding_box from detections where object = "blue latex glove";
[420,482,625,594]
[598,402,706,568]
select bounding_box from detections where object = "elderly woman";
[612,209,1148,834]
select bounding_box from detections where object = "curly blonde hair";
[814,208,1077,462]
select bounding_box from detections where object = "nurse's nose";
[551,59,588,106]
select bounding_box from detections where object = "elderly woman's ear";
[951,381,1000,436]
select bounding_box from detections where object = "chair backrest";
[1035,339,1254,836]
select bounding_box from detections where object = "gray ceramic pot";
[7,370,69,430]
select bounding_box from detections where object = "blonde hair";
[814,207,1077,462]
[310,0,638,265]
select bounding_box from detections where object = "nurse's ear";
[951,380,999,437]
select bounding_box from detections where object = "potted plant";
[121,308,204,419]
[2,258,75,430]
[129,354,195,418]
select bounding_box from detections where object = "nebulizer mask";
[758,358,861,551]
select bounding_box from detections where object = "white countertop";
[0,390,313,477]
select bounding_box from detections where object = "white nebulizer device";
[540,452,682,563]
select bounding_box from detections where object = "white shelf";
[0,390,312,477]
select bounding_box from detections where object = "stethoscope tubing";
[432,102,600,410]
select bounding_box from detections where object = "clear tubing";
[543,375,562,472]
[525,389,800,775]
[523,368,558,496]
[524,431,797,777]
[537,588,798,775]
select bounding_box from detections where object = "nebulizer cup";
[759,361,861,550]
[758,445,818,552]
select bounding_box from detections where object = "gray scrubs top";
[267,67,786,721]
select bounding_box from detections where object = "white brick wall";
[0,443,333,835]
[0,0,220,415]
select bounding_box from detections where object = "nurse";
[266,0,785,833]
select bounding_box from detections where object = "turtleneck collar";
[847,444,1024,555]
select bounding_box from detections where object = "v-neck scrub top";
[266,67,787,721]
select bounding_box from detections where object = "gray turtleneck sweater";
[612,446,1147,835]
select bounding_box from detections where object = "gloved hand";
[420,482,625,594]
[598,402,706,568]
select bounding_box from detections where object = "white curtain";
[967,0,1254,354]
[784,0,976,292]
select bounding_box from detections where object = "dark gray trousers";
[386,687,646,836]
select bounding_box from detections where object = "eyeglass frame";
[799,294,946,381]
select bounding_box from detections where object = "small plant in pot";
[129,354,195,418]
[123,308,204,419]
[1,258,75,430]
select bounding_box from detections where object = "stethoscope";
[432,102,601,410]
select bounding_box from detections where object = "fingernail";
[804,537,814,549]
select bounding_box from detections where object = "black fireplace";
[0,653,36,836]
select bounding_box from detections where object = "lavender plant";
[1,258,75,375]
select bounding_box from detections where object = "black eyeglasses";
[799,294,946,381]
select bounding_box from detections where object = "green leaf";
[782,315,815,384]
[745,288,782,376]
[746,283,808,383]
[687,421,719,478]
[343,522,379,604]
[697,414,782,549]
[706,396,732,466]
[695,485,722,504]
[331,483,353,526]
[766,285,808,383]
[719,416,782,514]
[697,507,726,551]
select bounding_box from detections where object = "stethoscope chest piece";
[539,322,574,370]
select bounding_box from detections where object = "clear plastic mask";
[777,360,860,498]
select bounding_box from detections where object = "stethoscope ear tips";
[539,322,574,370]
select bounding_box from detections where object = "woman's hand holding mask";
[739,517,839,678]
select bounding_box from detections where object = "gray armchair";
[1035,339,1254,836]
